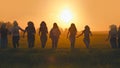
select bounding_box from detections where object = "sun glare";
[60,9,73,24]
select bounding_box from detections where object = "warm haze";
[0,0,120,31]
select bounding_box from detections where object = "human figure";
[106,24,117,48]
[0,23,8,48]
[10,21,24,48]
[67,23,77,48]
[39,21,48,48]
[77,25,92,48]
[50,23,61,48]
[0,32,1,48]
[23,21,36,48]
[118,26,120,48]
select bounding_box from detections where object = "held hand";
[76,35,80,38]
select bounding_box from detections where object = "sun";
[59,9,73,24]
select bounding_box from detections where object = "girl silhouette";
[118,26,120,48]
[77,25,92,48]
[0,23,8,48]
[50,23,61,48]
[106,24,117,48]
[10,21,24,48]
[67,23,77,48]
[23,21,36,48]
[39,21,48,48]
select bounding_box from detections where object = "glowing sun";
[60,9,73,23]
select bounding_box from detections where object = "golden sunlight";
[59,9,73,24]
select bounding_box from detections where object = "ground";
[0,48,120,68]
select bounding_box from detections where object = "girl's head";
[13,21,18,26]
[119,25,120,30]
[109,24,117,31]
[70,23,76,28]
[28,21,34,27]
[1,23,6,29]
[69,23,77,32]
[84,25,90,31]
[109,24,117,35]
[40,21,46,27]
[53,23,58,28]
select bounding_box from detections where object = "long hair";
[109,24,117,38]
[118,26,120,31]
[53,23,58,29]
[69,23,77,33]
[13,21,18,26]
[40,21,48,32]
[27,21,36,33]
[109,24,117,34]
[1,23,6,29]
[84,25,90,32]
[28,21,35,28]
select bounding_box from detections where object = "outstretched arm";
[76,31,83,38]
[19,26,24,32]
[23,29,26,38]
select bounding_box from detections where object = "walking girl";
[50,23,61,48]
[0,23,8,48]
[67,23,77,48]
[23,21,36,48]
[106,24,117,48]
[39,21,48,48]
[77,25,92,48]
[10,21,24,48]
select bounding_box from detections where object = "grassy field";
[0,31,120,68]
[0,49,120,68]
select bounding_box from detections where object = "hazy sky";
[0,0,120,31]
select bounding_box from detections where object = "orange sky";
[0,0,120,31]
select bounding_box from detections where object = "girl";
[106,24,117,48]
[50,23,61,48]
[118,26,120,48]
[39,21,48,48]
[0,23,8,48]
[67,23,77,48]
[10,21,24,48]
[77,25,92,48]
[23,21,36,48]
